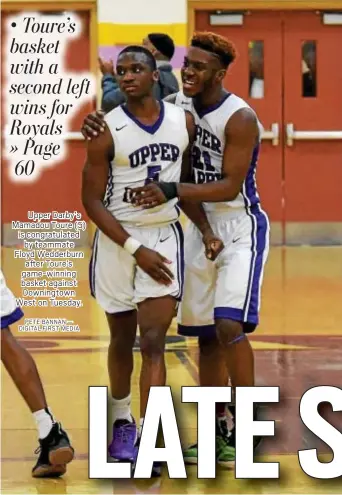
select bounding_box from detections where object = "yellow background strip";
[98,23,187,46]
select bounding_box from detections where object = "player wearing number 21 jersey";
[130,32,270,466]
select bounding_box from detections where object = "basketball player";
[80,32,268,466]
[81,45,222,466]
[0,270,74,478]
[129,31,270,465]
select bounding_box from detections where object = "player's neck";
[126,96,160,119]
[194,87,227,112]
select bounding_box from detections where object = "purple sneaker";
[132,436,162,477]
[108,419,138,461]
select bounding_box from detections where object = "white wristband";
[123,237,142,255]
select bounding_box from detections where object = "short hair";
[118,45,157,71]
[148,33,175,60]
[191,31,236,68]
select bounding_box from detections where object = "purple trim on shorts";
[178,323,216,338]
[241,196,268,323]
[246,207,268,322]
[171,221,184,301]
[240,143,269,324]
[214,306,259,325]
[1,307,24,329]
[175,221,184,299]
[89,230,99,298]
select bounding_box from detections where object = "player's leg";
[107,311,137,407]
[138,295,177,418]
[90,231,138,461]
[1,326,48,412]
[1,327,74,478]
[133,222,183,476]
[214,211,269,388]
[134,221,184,424]
[0,272,73,478]
[106,310,138,461]
[177,222,233,465]
[198,332,235,467]
[198,333,230,423]
[214,210,270,456]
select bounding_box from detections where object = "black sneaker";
[32,422,74,478]
[226,406,263,451]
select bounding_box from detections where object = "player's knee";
[109,331,133,356]
[1,326,13,347]
[216,318,245,347]
[140,328,165,360]
[198,333,220,357]
[1,327,8,342]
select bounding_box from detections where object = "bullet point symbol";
[11,22,16,27]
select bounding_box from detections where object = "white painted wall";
[98,0,187,24]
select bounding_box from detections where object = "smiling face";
[181,46,226,98]
[116,51,158,99]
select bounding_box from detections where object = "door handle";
[286,123,342,146]
[261,123,279,146]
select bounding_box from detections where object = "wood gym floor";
[1,245,342,494]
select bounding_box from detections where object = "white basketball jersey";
[175,91,263,216]
[104,101,189,227]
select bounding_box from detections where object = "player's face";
[181,46,223,97]
[116,53,158,98]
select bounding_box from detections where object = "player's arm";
[81,110,106,140]
[132,108,258,204]
[81,93,177,140]
[81,93,177,141]
[163,93,177,104]
[82,128,131,247]
[175,108,259,202]
[178,112,224,259]
[179,113,215,236]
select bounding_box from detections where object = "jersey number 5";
[123,165,162,203]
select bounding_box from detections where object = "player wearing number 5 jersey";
[82,45,223,468]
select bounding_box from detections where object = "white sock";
[139,417,144,436]
[33,407,55,439]
[112,394,132,423]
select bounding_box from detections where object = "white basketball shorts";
[89,221,184,314]
[1,271,23,329]
[178,207,269,337]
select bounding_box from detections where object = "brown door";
[195,10,342,245]
[283,11,342,244]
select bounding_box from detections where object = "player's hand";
[98,57,115,76]
[134,246,174,285]
[202,231,224,261]
[131,183,167,209]
[81,110,106,140]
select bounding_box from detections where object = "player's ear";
[216,69,226,83]
[152,69,159,83]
